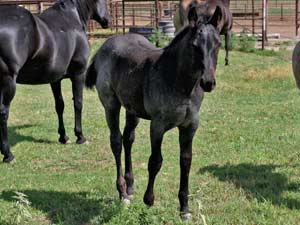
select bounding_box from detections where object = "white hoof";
[122,198,131,206]
[181,213,192,220]
[128,195,134,200]
[66,140,72,144]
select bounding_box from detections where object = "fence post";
[280,3,283,21]
[252,0,255,35]
[110,1,113,31]
[122,0,125,34]
[115,2,119,33]
[38,2,43,14]
[262,0,268,50]
[155,0,159,28]
[297,0,299,36]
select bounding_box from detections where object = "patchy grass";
[0,44,300,225]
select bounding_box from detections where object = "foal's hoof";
[122,198,131,206]
[181,212,192,220]
[76,137,87,145]
[127,195,134,200]
[3,153,15,164]
[59,135,71,144]
[127,186,134,197]
[143,193,154,206]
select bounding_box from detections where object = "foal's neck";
[160,28,202,96]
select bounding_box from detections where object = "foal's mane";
[163,26,192,51]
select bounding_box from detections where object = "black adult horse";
[86,6,221,219]
[0,0,110,163]
[174,0,232,65]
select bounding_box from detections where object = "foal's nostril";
[200,79,216,92]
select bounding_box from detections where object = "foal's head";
[188,5,222,92]
[91,0,111,28]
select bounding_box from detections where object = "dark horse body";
[174,0,232,65]
[0,0,110,162]
[86,6,221,219]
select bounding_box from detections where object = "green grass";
[0,45,300,225]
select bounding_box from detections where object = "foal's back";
[94,34,162,118]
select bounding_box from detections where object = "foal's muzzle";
[200,78,216,92]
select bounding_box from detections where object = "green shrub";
[227,30,257,53]
[149,29,172,48]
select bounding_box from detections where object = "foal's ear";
[208,5,222,29]
[188,5,198,27]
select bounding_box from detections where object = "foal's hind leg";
[51,81,70,144]
[224,31,231,66]
[123,111,139,198]
[71,75,86,144]
[103,97,129,202]
[0,75,16,163]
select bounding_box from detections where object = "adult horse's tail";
[292,41,300,89]
[85,59,97,89]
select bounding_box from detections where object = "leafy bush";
[149,29,172,48]
[227,30,257,53]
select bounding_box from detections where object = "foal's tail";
[85,59,97,89]
[292,41,300,89]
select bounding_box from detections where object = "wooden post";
[262,0,268,50]
[280,3,283,21]
[38,2,43,14]
[115,2,119,33]
[297,0,299,36]
[155,0,159,28]
[132,7,135,26]
[122,0,125,34]
[110,1,113,31]
[252,0,255,35]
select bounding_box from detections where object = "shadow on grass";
[199,163,300,209]
[1,189,122,225]
[8,124,56,147]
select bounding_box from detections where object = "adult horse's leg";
[104,97,129,202]
[50,81,70,144]
[123,111,139,198]
[144,119,165,206]
[224,31,231,66]
[71,75,86,144]
[178,121,198,220]
[0,75,16,163]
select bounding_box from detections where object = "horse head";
[188,5,222,92]
[91,0,111,28]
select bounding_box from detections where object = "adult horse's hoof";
[181,212,192,220]
[59,135,71,144]
[76,137,87,144]
[3,153,15,163]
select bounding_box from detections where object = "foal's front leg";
[71,75,87,144]
[144,119,165,206]
[178,121,198,220]
[51,81,70,144]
